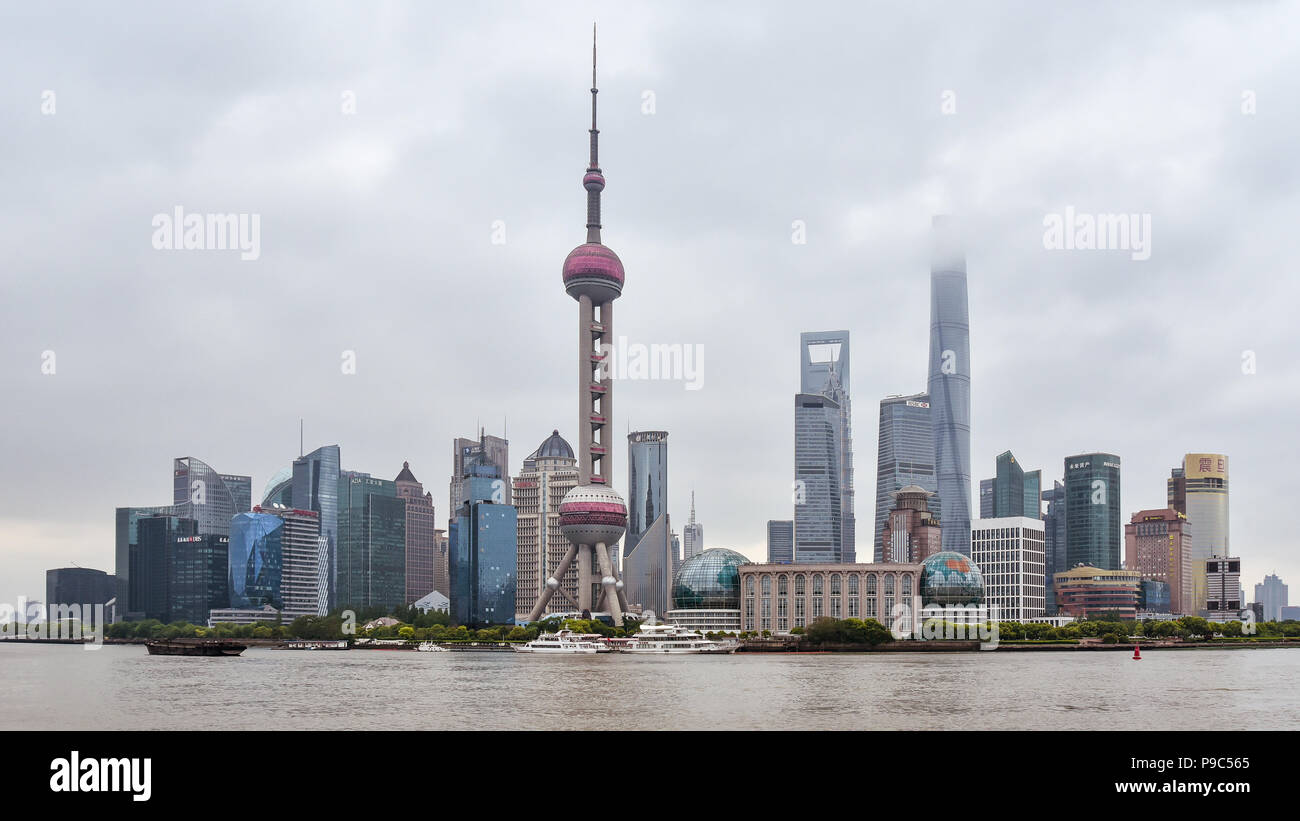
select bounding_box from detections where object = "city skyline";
[4,3,1299,607]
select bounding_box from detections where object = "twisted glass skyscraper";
[927,217,972,556]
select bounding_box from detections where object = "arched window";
[812,575,824,595]
[901,574,912,598]
[746,577,755,596]
[762,576,771,595]
[830,574,841,595]
[848,574,859,595]
[795,575,806,595]
[867,575,877,594]
[778,575,788,596]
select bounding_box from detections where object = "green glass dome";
[919,551,985,606]
[671,548,748,610]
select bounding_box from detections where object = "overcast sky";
[3,1,1298,609]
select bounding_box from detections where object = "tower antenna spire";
[585,22,603,244]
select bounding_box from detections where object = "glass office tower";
[292,445,340,607]
[1041,480,1067,613]
[927,217,972,556]
[451,465,517,626]
[172,457,250,536]
[874,393,936,562]
[794,392,844,563]
[767,519,794,563]
[626,431,668,557]
[336,473,406,611]
[799,331,854,562]
[1064,453,1122,570]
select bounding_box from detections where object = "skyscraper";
[927,216,972,556]
[794,391,843,563]
[799,331,854,561]
[1169,453,1229,622]
[1255,574,1288,622]
[989,451,1041,519]
[172,457,251,536]
[526,32,631,624]
[513,430,579,621]
[395,461,436,604]
[874,393,936,562]
[115,456,248,620]
[979,478,994,519]
[135,514,229,624]
[1125,508,1192,616]
[1064,453,1122,570]
[1022,470,1042,519]
[626,431,668,555]
[451,433,510,516]
[45,567,116,623]
[625,431,673,618]
[766,519,793,563]
[452,459,517,626]
[683,491,704,560]
[292,445,340,608]
[336,472,406,611]
[1041,480,1067,613]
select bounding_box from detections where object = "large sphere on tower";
[563,243,624,303]
[558,485,627,546]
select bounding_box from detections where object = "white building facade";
[971,516,1045,623]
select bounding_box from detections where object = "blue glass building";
[927,217,972,556]
[451,465,517,626]
[228,512,284,609]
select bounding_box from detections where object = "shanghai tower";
[927,215,971,555]
[526,27,631,625]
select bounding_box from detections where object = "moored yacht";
[619,623,737,654]
[513,629,610,654]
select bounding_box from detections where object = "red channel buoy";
[1132,646,1142,660]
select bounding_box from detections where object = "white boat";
[416,642,448,652]
[618,623,738,654]
[512,629,609,654]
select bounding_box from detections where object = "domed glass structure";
[919,551,985,606]
[672,548,748,610]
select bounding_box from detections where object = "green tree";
[1178,616,1213,638]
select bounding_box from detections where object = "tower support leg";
[594,541,624,626]
[527,543,579,623]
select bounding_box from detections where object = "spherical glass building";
[919,551,985,606]
[665,548,748,632]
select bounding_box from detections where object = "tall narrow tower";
[927,216,972,555]
[528,27,630,625]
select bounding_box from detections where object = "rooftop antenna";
[299,418,304,458]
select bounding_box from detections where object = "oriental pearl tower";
[527,27,632,626]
